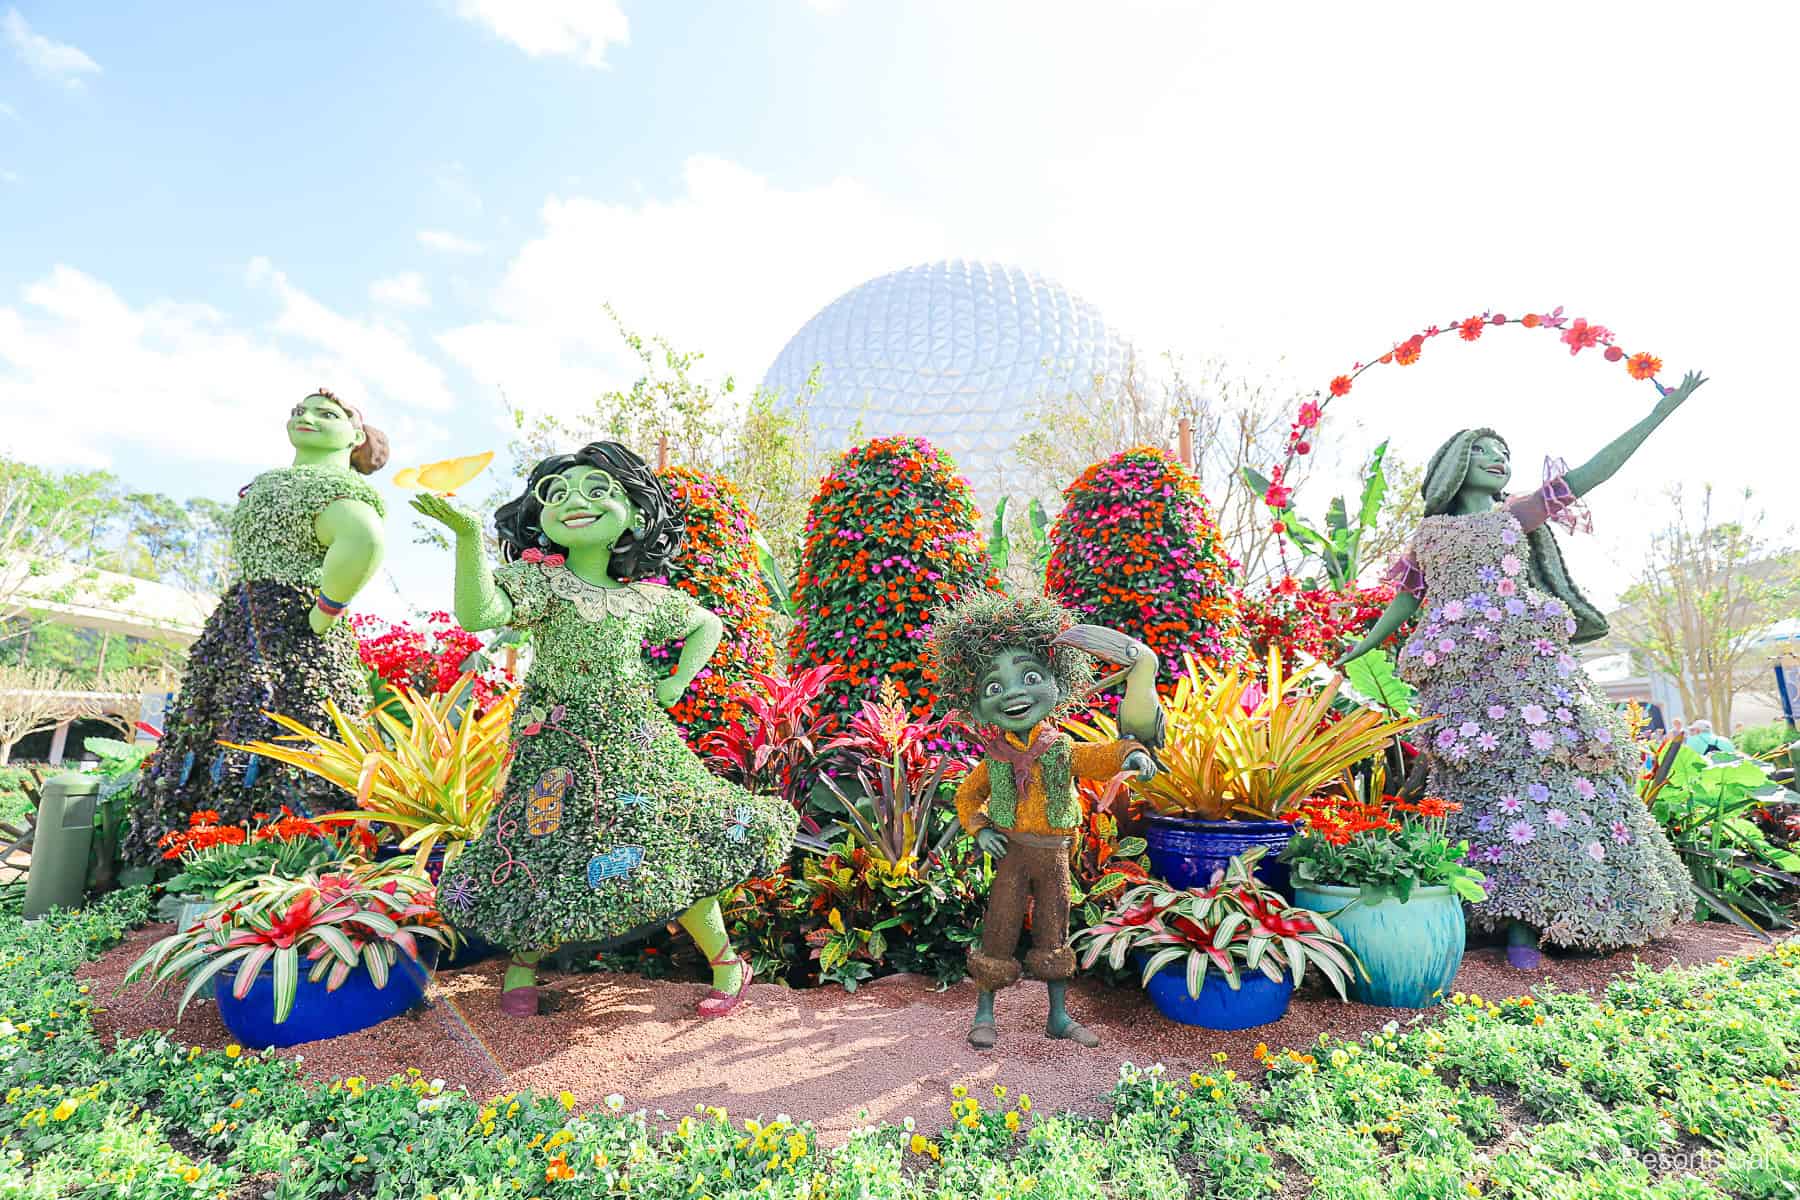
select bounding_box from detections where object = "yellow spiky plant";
[223,674,518,873]
[1068,649,1424,820]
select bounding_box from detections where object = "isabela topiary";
[787,436,1000,733]
[1045,446,1244,692]
[647,466,781,743]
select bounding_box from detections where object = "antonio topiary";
[928,589,1094,720]
[646,465,781,743]
[787,436,1000,732]
[1045,446,1244,694]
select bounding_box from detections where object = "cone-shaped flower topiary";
[646,465,781,743]
[787,435,1001,735]
[1046,446,1245,696]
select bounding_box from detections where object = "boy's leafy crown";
[927,589,1095,717]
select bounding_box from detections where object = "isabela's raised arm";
[411,494,513,632]
[1338,590,1421,667]
[1563,371,1706,499]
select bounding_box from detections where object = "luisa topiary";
[787,436,1000,740]
[1045,446,1244,698]
[646,465,781,743]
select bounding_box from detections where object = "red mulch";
[81,921,1762,1144]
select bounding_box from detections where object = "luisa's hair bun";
[350,424,390,474]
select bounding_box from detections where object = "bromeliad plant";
[1072,847,1356,1001]
[1070,649,1423,820]
[123,859,451,1024]
[221,674,519,874]
[1280,773,1488,904]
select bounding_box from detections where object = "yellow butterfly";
[391,451,494,495]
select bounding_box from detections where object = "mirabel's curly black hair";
[927,589,1095,717]
[493,441,685,580]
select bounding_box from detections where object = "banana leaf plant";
[123,859,451,1024]
[1640,739,1800,935]
[1072,847,1359,1001]
[1242,439,1391,591]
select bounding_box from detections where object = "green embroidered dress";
[437,561,797,953]
[127,465,384,864]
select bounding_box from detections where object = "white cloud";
[369,272,432,309]
[438,155,945,422]
[0,101,17,120]
[418,229,484,255]
[453,0,628,68]
[0,169,16,184]
[3,8,100,89]
[0,264,451,470]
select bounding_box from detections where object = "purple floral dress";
[1386,469,1688,949]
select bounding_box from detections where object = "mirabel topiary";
[787,436,1000,739]
[648,466,781,743]
[1046,446,1244,696]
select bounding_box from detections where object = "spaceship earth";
[760,260,1156,513]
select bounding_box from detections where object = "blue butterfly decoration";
[725,804,753,844]
[243,754,261,787]
[630,721,656,752]
[616,791,653,810]
[208,753,226,785]
[179,751,196,785]
[587,845,646,887]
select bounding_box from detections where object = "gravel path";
[82,921,1762,1144]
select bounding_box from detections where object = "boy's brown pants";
[967,830,1077,990]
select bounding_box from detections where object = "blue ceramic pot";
[1142,814,1295,895]
[1292,883,1465,1008]
[213,945,436,1049]
[1141,958,1295,1030]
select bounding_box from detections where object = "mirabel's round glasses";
[534,470,624,508]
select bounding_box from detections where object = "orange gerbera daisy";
[1626,352,1662,381]
[1328,374,1352,397]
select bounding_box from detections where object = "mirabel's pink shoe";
[697,950,753,1018]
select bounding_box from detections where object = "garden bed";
[82,916,1763,1145]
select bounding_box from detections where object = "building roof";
[13,564,217,644]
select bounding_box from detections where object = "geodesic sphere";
[760,260,1154,514]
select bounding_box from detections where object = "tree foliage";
[1613,485,1800,729]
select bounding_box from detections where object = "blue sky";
[3,1,1794,615]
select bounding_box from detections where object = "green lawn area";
[4,892,1800,1199]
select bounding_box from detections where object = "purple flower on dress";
[1497,579,1518,598]
[1436,727,1460,750]
[1422,652,1437,667]
[1586,842,1606,863]
[1473,626,1494,642]
[1488,704,1508,719]
[1507,820,1536,845]
[1594,727,1613,745]
[1553,686,1573,704]
[1566,619,1578,636]
[1546,809,1570,830]
[1477,732,1500,751]
[1534,638,1556,657]
[1562,727,1580,743]
[1476,814,1496,833]
[1505,598,1526,617]
[1442,601,1466,621]
[1611,819,1632,845]
[1467,592,1490,608]
[1486,845,1510,864]
[1555,707,1573,723]
[1459,721,1481,738]
[1438,638,1457,654]
[1484,606,1504,621]
[1573,778,1598,801]
[1478,565,1500,585]
[1521,704,1549,725]
[1498,794,1522,814]
[1405,642,1424,658]
[1447,742,1471,761]
[1501,554,1523,576]
[1529,730,1556,752]
[1527,783,1551,804]
[1557,653,1577,672]
[1500,525,1521,546]
[1543,599,1564,617]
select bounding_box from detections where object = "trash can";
[22,773,98,920]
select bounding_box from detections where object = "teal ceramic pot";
[1292,883,1465,1008]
